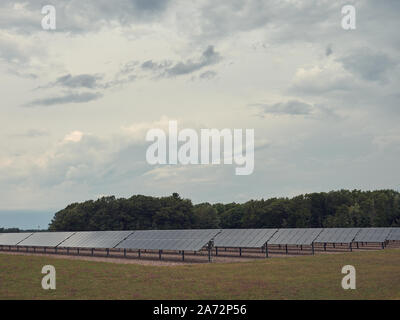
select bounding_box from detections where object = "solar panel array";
[116,229,221,251]
[214,229,278,248]
[353,228,392,243]
[267,228,323,245]
[314,228,360,244]
[0,228,398,255]
[59,231,134,249]
[387,228,400,241]
[0,232,33,246]
[18,232,76,247]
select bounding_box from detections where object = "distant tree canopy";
[0,228,47,233]
[48,190,400,231]
[0,228,20,233]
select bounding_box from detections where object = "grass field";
[0,249,399,299]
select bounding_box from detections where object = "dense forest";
[47,190,400,231]
[0,228,45,233]
[0,228,21,233]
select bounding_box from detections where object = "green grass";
[0,249,399,299]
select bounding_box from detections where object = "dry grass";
[0,248,399,300]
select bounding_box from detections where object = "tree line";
[0,228,43,233]
[47,190,400,231]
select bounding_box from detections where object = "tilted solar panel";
[0,233,34,246]
[58,231,134,248]
[353,228,392,243]
[387,228,400,241]
[214,229,278,248]
[116,229,221,251]
[267,228,323,245]
[17,232,75,247]
[314,228,360,244]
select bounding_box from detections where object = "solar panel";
[314,228,360,244]
[0,233,34,246]
[214,229,278,248]
[18,232,75,247]
[386,228,400,241]
[353,228,392,243]
[58,231,134,248]
[267,228,323,245]
[116,229,221,251]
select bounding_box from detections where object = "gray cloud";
[49,74,104,89]
[325,44,333,56]
[43,71,136,92]
[251,100,340,120]
[0,0,171,34]
[119,61,139,75]
[141,60,172,71]
[338,49,397,82]
[199,70,217,79]
[26,92,103,107]
[253,100,314,116]
[187,0,341,43]
[125,46,221,78]
[165,46,221,77]
[0,36,29,64]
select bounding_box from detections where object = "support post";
[239,247,242,257]
[324,243,327,251]
[311,243,315,255]
[285,245,288,254]
[138,249,141,258]
[91,248,94,256]
[159,250,162,260]
[207,240,213,263]
[356,242,359,249]
[182,251,184,261]
[349,242,352,252]
[265,244,269,258]
[106,248,109,257]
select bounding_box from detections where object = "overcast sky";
[1,0,399,228]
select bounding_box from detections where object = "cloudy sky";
[0,0,399,228]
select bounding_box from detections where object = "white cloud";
[291,61,355,94]
[63,131,84,143]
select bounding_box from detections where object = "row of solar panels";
[0,230,219,252]
[0,228,399,251]
[216,227,400,246]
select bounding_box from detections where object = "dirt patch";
[1,242,398,266]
